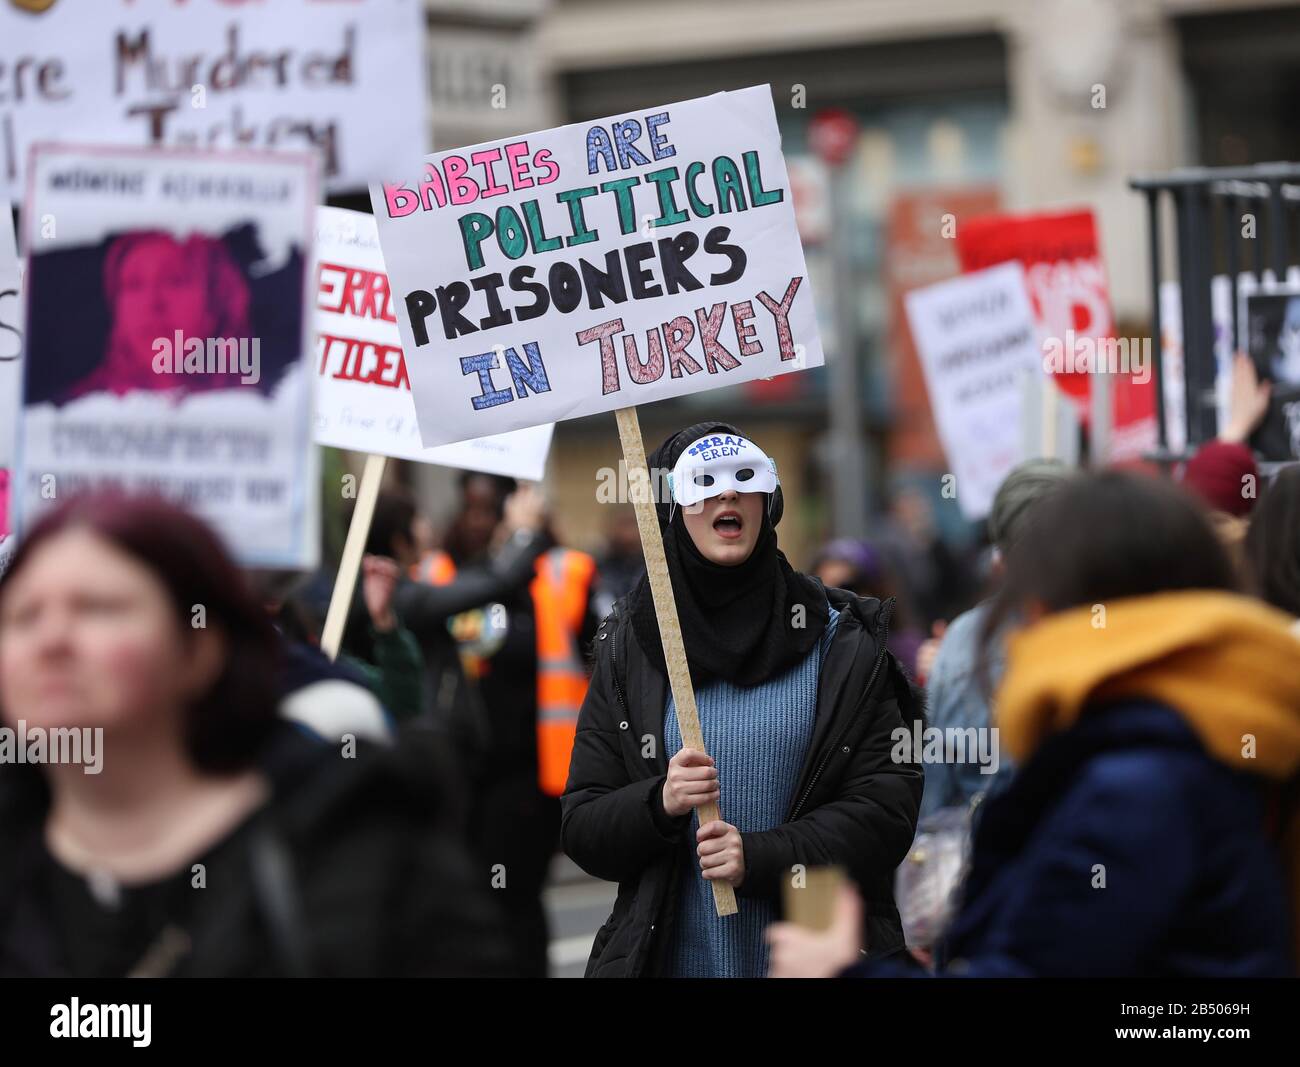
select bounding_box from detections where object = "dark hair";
[0,491,281,772]
[442,472,517,563]
[356,488,417,559]
[979,471,1239,677]
[456,470,517,500]
[1245,465,1300,617]
[988,458,1073,553]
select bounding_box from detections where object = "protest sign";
[1,207,20,553]
[1245,289,1300,461]
[956,208,1156,462]
[370,85,823,449]
[0,0,425,202]
[1211,274,1237,434]
[905,262,1046,520]
[1158,279,1187,455]
[1163,274,1262,456]
[311,205,554,661]
[17,143,320,568]
[313,206,554,481]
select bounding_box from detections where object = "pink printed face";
[0,528,200,736]
[114,237,214,356]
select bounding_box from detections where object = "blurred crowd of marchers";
[3,380,1300,976]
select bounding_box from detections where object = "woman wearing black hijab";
[561,421,923,978]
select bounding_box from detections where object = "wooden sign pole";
[320,452,388,661]
[615,407,738,918]
[1042,376,1059,460]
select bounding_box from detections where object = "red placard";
[956,208,1156,457]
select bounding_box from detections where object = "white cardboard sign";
[17,144,320,568]
[1,208,20,544]
[905,261,1045,520]
[371,85,824,447]
[313,206,554,481]
[0,0,426,202]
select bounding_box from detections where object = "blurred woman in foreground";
[0,491,510,977]
[769,471,1300,977]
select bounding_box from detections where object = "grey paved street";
[544,854,616,978]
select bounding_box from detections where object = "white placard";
[371,85,824,447]
[313,206,554,481]
[17,143,320,568]
[1159,279,1187,455]
[0,0,426,202]
[1,208,20,542]
[905,261,1045,520]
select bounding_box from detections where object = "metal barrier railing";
[1130,162,1300,458]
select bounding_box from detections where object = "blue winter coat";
[859,699,1295,977]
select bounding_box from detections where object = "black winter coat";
[561,586,924,977]
[0,726,514,977]
[387,530,548,767]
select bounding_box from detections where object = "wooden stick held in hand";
[615,407,738,918]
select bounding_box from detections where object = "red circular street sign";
[809,108,859,167]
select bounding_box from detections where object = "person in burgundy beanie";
[1180,440,1259,580]
[1181,440,1258,518]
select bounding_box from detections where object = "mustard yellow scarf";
[997,590,1300,968]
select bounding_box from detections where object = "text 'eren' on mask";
[667,432,779,522]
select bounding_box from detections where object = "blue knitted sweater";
[664,606,840,978]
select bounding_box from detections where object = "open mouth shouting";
[712,508,744,541]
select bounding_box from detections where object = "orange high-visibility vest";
[415,549,457,586]
[413,546,596,796]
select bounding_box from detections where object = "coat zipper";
[608,610,632,726]
[787,597,895,822]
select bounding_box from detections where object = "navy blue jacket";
[862,700,1295,977]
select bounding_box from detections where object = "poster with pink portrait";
[16,144,320,568]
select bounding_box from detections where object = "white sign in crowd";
[0,0,426,202]
[313,206,554,481]
[906,261,1046,520]
[17,143,321,567]
[0,208,20,571]
[372,86,824,447]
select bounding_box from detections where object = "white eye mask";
[668,432,779,510]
